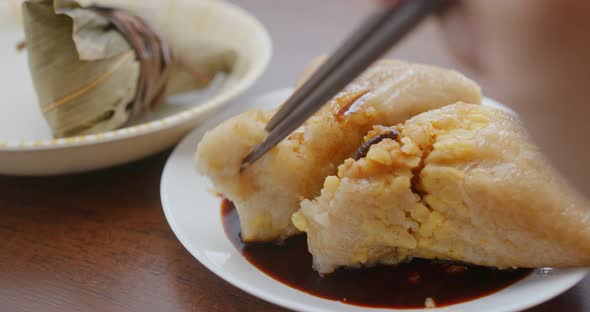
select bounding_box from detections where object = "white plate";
[0,0,271,175]
[161,88,588,312]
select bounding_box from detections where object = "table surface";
[1,152,589,312]
[2,1,589,311]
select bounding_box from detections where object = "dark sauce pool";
[221,199,532,309]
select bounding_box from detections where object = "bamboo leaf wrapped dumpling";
[23,0,141,137]
[22,0,235,137]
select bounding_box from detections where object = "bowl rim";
[0,0,272,152]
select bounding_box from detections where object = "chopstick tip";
[239,160,250,173]
[240,147,258,173]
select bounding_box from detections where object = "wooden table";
[1,151,588,312]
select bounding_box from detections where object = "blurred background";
[0,0,478,107]
[231,0,472,103]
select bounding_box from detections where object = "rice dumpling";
[293,103,590,274]
[22,0,234,137]
[195,59,482,242]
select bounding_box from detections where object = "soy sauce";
[221,199,531,309]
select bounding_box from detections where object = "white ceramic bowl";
[160,88,588,312]
[0,0,271,175]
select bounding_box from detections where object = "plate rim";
[0,0,271,152]
[161,88,589,312]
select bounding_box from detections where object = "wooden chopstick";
[241,0,450,172]
[264,5,396,132]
